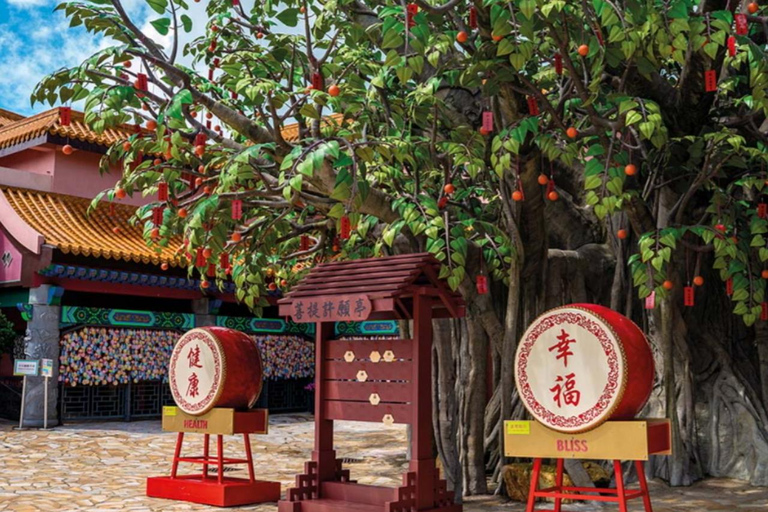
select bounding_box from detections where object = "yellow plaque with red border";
[162,406,269,436]
[504,419,671,461]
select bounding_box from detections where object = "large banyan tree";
[35,0,768,495]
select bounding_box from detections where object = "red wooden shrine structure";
[278,253,464,512]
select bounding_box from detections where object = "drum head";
[514,306,627,433]
[169,328,225,415]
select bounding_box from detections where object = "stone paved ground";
[0,415,766,511]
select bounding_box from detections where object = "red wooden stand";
[147,408,280,507]
[278,254,465,512]
[526,458,653,512]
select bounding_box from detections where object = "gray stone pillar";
[22,286,61,428]
[192,298,215,327]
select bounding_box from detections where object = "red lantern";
[684,286,694,307]
[527,96,540,116]
[196,248,205,267]
[59,106,71,126]
[554,53,563,75]
[158,182,168,201]
[406,3,418,27]
[476,275,488,295]
[645,291,656,309]
[340,215,351,240]
[468,6,477,29]
[136,73,148,91]
[482,111,493,132]
[728,36,737,57]
[152,206,164,226]
[705,70,717,92]
[735,13,748,35]
[311,72,323,91]
[231,199,243,220]
[726,277,734,296]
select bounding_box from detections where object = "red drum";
[169,327,264,416]
[514,304,654,433]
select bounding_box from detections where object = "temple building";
[0,107,364,426]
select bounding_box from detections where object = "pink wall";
[0,145,148,206]
[0,228,23,284]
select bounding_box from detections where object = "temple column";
[21,285,61,428]
[192,298,215,328]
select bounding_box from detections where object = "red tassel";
[759,203,767,219]
[194,133,206,146]
[468,6,477,29]
[137,73,148,91]
[406,3,418,27]
[554,53,563,75]
[311,72,323,91]
[231,199,242,220]
[340,215,351,240]
[705,70,717,92]
[762,302,768,321]
[482,111,493,132]
[208,67,214,81]
[220,252,229,269]
[300,234,310,251]
[527,96,540,116]
[59,107,71,126]
[152,206,164,226]
[207,263,216,277]
[476,275,488,295]
[684,286,694,307]
[158,182,168,201]
[728,36,737,57]
[645,291,656,309]
[735,14,748,35]
[726,277,733,296]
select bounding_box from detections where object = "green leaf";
[150,18,171,36]
[146,0,168,15]
[180,14,193,33]
[276,8,299,27]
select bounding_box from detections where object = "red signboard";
[290,294,371,323]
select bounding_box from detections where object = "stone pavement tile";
[1,415,767,512]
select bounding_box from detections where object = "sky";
[0,0,209,116]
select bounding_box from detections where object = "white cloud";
[6,0,48,8]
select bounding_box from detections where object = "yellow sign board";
[504,419,671,461]
[506,421,531,435]
[162,407,268,436]
[163,406,177,416]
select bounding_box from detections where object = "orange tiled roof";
[281,113,345,142]
[0,107,346,150]
[0,108,138,151]
[1,187,182,267]
[0,108,24,128]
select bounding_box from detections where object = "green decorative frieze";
[61,306,194,330]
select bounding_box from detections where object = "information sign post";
[13,359,39,430]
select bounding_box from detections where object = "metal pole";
[18,376,27,429]
[43,376,49,430]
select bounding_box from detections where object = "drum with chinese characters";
[168,327,264,416]
[514,304,654,433]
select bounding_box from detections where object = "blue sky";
[0,0,207,117]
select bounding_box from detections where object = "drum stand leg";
[613,460,628,512]
[217,435,224,484]
[202,434,210,480]
[554,458,564,512]
[171,432,184,479]
[635,460,654,512]
[526,458,542,512]
[244,433,256,483]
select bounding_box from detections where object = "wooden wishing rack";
[278,253,464,512]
